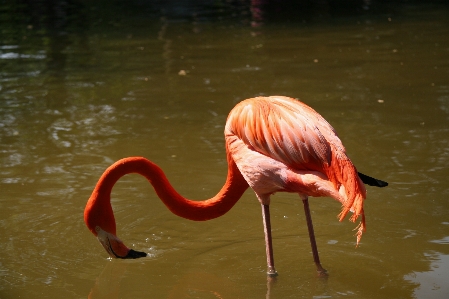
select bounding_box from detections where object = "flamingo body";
[226,96,366,237]
[84,96,387,275]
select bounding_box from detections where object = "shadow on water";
[1,0,449,298]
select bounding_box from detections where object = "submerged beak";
[95,226,147,259]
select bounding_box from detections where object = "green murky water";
[1,1,448,298]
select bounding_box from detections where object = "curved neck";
[84,154,249,235]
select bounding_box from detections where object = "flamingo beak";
[95,226,147,259]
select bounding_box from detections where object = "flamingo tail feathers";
[358,172,388,187]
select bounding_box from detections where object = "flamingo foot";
[266,266,278,277]
[315,264,328,277]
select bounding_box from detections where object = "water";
[1,1,449,298]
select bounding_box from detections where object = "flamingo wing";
[226,96,340,172]
[226,96,367,242]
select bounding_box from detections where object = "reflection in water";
[88,260,125,299]
[89,260,242,299]
[250,0,266,28]
[87,259,325,299]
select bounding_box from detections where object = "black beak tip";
[378,181,388,187]
[124,249,147,259]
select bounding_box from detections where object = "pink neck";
[84,154,249,235]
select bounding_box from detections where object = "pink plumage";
[226,96,366,243]
[85,95,387,277]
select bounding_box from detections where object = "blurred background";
[1,0,448,298]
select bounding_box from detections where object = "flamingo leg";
[302,197,328,276]
[261,204,278,277]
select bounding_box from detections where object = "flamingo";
[84,96,387,277]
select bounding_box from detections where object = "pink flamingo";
[84,96,387,277]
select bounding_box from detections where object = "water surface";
[1,1,449,298]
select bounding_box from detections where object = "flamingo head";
[95,226,147,259]
[84,192,147,259]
